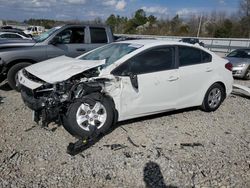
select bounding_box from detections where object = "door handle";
[206,67,213,72]
[168,76,179,81]
[76,48,86,52]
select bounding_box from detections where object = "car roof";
[0,32,19,35]
[117,39,203,48]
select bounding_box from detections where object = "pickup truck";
[0,24,114,90]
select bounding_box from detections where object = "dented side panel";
[110,69,179,121]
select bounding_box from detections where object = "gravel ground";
[0,79,249,188]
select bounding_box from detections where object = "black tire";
[201,83,225,112]
[62,95,114,138]
[243,66,250,80]
[7,62,32,91]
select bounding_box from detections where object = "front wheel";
[63,96,114,138]
[7,62,32,91]
[201,83,225,112]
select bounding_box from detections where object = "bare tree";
[240,0,250,17]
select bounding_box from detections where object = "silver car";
[225,49,250,80]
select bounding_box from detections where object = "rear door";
[177,46,213,108]
[112,46,179,120]
[46,26,89,58]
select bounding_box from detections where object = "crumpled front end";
[18,67,106,126]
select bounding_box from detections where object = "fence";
[116,34,250,54]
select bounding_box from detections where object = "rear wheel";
[201,83,225,112]
[63,96,114,138]
[7,62,32,91]
[243,67,250,80]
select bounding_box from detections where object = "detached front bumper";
[20,86,45,111]
[20,85,63,126]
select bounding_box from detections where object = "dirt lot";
[0,79,249,188]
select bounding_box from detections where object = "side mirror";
[128,72,138,90]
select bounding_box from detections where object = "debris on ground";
[0,96,4,104]
[0,80,249,187]
[127,136,139,147]
[233,84,250,97]
[180,143,204,148]
[103,144,127,151]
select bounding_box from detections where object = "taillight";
[225,62,232,71]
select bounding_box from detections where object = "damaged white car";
[18,40,233,138]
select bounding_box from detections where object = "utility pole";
[197,14,203,37]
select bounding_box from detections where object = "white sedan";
[18,40,233,138]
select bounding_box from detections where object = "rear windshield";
[227,49,250,58]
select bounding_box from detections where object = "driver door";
[113,46,179,120]
[46,27,88,58]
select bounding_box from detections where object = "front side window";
[113,46,175,75]
[90,27,108,43]
[179,46,211,66]
[56,27,85,44]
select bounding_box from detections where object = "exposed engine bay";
[19,66,115,132]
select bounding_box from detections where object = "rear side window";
[201,51,212,63]
[128,46,175,75]
[179,46,211,66]
[90,27,108,43]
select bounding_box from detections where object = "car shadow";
[143,161,178,188]
[0,82,12,91]
[116,107,198,127]
[66,107,199,156]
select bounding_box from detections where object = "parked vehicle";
[0,28,31,38]
[1,26,14,29]
[18,40,233,139]
[180,38,204,47]
[224,48,250,80]
[0,24,114,90]
[24,26,45,36]
[0,32,32,40]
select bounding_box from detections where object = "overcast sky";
[0,0,241,21]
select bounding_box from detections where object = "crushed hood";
[25,56,105,84]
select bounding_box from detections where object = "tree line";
[106,0,250,38]
[19,0,250,38]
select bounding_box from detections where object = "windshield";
[33,26,61,43]
[80,43,142,67]
[227,49,250,58]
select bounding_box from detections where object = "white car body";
[18,40,233,130]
